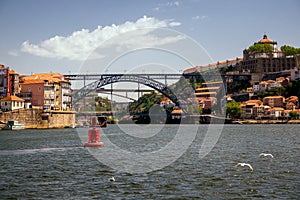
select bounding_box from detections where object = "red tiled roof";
[171,109,183,114]
[264,96,284,99]
[246,100,262,104]
[21,80,45,84]
[269,107,284,111]
[258,34,275,44]
[0,95,25,102]
[21,73,69,84]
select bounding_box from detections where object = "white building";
[0,95,24,112]
[268,107,284,119]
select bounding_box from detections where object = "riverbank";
[232,119,300,124]
[0,109,76,129]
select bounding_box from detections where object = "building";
[183,34,299,84]
[0,95,24,112]
[252,104,265,119]
[197,97,216,110]
[19,73,72,110]
[171,108,183,120]
[241,99,263,119]
[20,79,44,108]
[160,97,175,108]
[267,107,284,119]
[263,96,285,108]
[237,34,300,83]
[183,58,243,74]
[0,64,20,98]
[253,79,283,92]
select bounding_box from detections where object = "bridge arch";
[73,74,179,106]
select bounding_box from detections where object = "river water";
[0,125,299,199]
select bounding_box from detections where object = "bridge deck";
[64,73,251,81]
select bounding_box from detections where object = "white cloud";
[21,16,183,61]
[8,50,18,56]
[166,1,180,7]
[168,21,181,27]
[153,1,181,11]
[192,15,208,20]
[174,1,180,6]
[152,7,160,11]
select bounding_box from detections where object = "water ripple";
[0,125,299,199]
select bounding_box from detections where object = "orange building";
[241,99,263,119]
[19,73,72,110]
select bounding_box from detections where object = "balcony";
[63,92,72,96]
[17,92,32,101]
[44,94,55,99]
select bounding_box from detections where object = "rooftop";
[257,34,277,44]
[263,96,285,99]
[21,72,69,84]
[0,95,25,102]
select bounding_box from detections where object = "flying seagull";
[259,153,274,158]
[109,177,115,182]
[235,163,253,171]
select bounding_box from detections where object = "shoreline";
[232,119,300,124]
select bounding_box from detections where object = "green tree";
[281,45,300,56]
[188,104,195,114]
[226,101,241,119]
[284,80,300,100]
[198,106,203,115]
[248,43,273,53]
[289,111,298,120]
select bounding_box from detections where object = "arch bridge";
[71,74,181,106]
[68,73,251,106]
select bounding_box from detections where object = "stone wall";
[0,109,75,129]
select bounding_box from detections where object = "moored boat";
[2,120,25,130]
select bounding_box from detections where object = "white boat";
[2,120,26,130]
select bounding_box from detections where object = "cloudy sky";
[0,0,299,75]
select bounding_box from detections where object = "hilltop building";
[237,34,300,82]
[183,34,300,84]
[19,73,72,110]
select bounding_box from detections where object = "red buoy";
[83,117,104,147]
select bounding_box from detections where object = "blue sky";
[0,0,299,75]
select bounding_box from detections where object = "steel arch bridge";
[72,74,180,106]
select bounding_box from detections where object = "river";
[0,125,299,199]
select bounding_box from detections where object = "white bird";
[259,153,274,158]
[235,163,253,171]
[109,176,115,182]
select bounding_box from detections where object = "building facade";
[0,95,24,112]
[19,73,72,110]
[236,35,300,82]
[0,64,20,98]
[263,96,285,108]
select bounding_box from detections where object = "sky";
[0,0,299,75]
